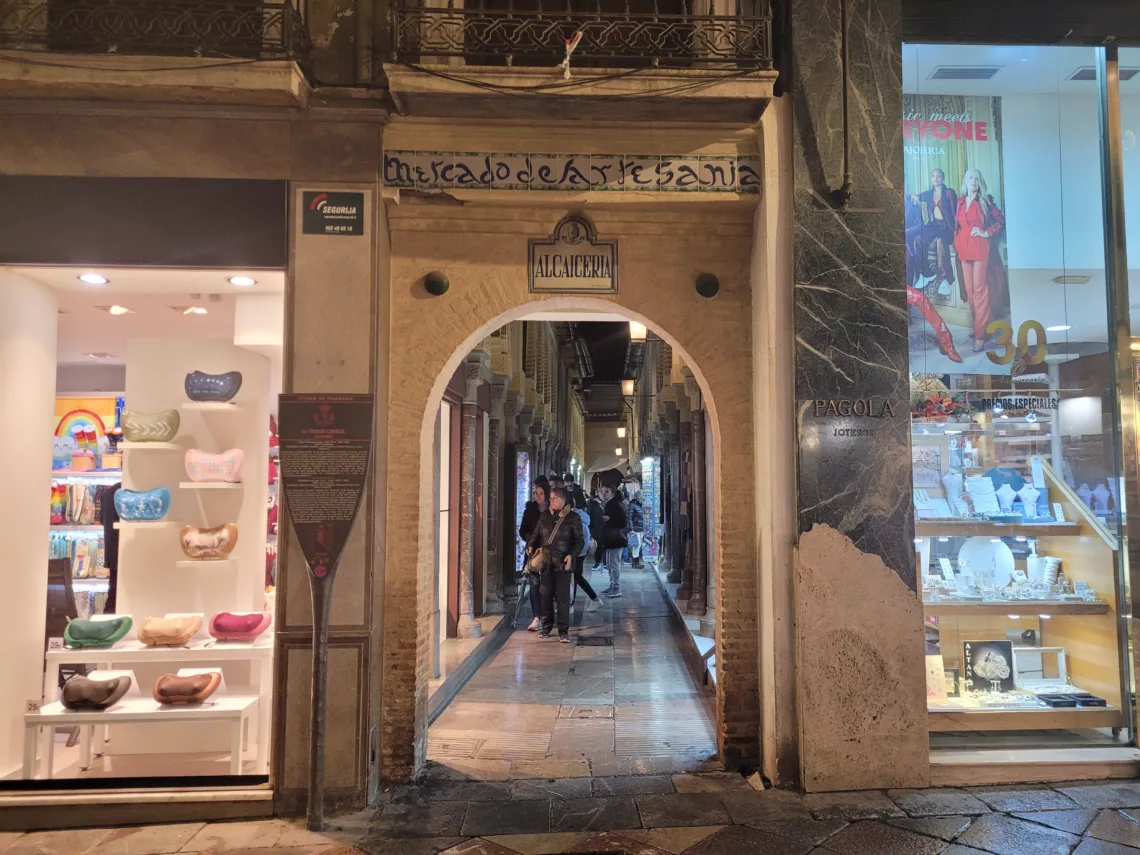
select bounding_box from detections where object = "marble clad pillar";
[484,376,509,614]
[790,0,928,790]
[665,404,682,584]
[676,416,695,601]
[457,352,490,639]
[686,407,707,616]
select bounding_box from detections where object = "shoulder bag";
[525,513,567,576]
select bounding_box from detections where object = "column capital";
[463,350,492,401]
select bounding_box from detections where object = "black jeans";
[528,572,544,624]
[540,567,574,635]
[573,555,597,601]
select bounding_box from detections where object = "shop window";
[904,45,1133,747]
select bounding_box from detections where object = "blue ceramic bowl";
[185,370,242,403]
[114,487,172,521]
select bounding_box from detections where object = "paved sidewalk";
[6,775,1140,854]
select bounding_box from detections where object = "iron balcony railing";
[0,0,310,63]
[390,0,773,69]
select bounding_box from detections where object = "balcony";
[0,0,311,106]
[384,0,776,122]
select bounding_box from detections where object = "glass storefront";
[905,44,1135,747]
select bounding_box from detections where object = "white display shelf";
[46,636,272,666]
[113,520,182,530]
[181,402,242,412]
[119,442,183,451]
[179,481,242,490]
[50,524,103,532]
[175,559,238,570]
[72,578,110,594]
[51,469,123,479]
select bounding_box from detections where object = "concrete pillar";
[0,273,56,777]
[456,352,489,639]
[484,376,508,614]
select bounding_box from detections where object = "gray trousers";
[604,548,623,588]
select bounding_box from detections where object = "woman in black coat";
[519,476,550,631]
[599,486,628,597]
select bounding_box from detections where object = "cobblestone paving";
[8,777,1140,854]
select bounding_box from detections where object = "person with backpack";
[570,498,602,613]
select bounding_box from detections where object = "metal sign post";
[278,393,374,831]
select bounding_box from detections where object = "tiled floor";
[427,562,718,780]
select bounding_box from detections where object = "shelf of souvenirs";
[51,469,123,479]
[929,697,1121,731]
[912,416,1055,435]
[915,520,1081,538]
[49,524,103,533]
[922,598,1111,617]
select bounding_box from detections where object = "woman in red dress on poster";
[955,167,1006,352]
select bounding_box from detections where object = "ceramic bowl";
[180,523,239,560]
[121,409,180,443]
[113,487,171,521]
[138,615,203,647]
[209,612,272,642]
[184,370,242,403]
[185,448,244,483]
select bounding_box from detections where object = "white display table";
[24,694,259,779]
[44,639,273,773]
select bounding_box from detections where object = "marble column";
[676,417,695,600]
[518,406,535,477]
[686,406,707,616]
[502,390,522,597]
[790,0,927,791]
[484,376,508,614]
[665,405,683,584]
[531,422,546,481]
[457,352,490,639]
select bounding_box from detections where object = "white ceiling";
[6,266,284,294]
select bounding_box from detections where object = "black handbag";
[525,513,567,575]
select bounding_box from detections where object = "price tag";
[47,637,64,651]
[939,558,956,583]
[1053,502,1066,523]
[25,700,40,713]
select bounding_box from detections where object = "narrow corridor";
[427,562,718,779]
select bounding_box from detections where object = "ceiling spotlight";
[629,321,648,342]
[617,427,627,438]
[615,447,623,456]
[183,306,208,315]
[621,379,635,396]
[1045,324,1071,332]
[228,276,257,287]
[84,352,115,359]
[108,305,133,315]
[78,273,108,285]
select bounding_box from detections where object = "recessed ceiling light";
[228,276,257,287]
[78,273,108,285]
[84,352,115,359]
[183,306,208,315]
[1045,324,1071,332]
[102,305,134,315]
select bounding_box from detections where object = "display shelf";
[181,402,242,412]
[929,705,1122,732]
[113,520,181,530]
[175,559,238,570]
[922,600,1111,617]
[51,469,123,478]
[119,442,183,451]
[72,578,110,594]
[915,520,1082,538]
[50,524,103,532]
[179,481,242,490]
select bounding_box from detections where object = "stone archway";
[380,202,759,780]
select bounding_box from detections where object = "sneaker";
[527,617,541,632]
[559,634,571,643]
[603,588,622,598]
[585,598,603,613]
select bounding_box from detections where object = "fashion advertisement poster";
[905,94,1010,374]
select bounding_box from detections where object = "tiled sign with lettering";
[383,151,761,194]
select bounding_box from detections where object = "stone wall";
[380,200,761,778]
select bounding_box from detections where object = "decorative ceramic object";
[138,615,202,647]
[1043,556,1062,586]
[121,409,180,443]
[180,523,239,560]
[209,612,271,642]
[61,676,132,710]
[185,370,242,403]
[64,616,133,649]
[942,471,964,509]
[995,483,1017,514]
[957,536,1014,588]
[153,672,220,705]
[185,448,244,483]
[113,487,171,521]
[1016,485,1041,519]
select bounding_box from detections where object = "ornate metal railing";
[0,0,310,63]
[390,0,773,69]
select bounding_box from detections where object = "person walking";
[628,489,646,569]
[570,501,603,613]
[525,485,585,642]
[518,476,550,632]
[586,487,605,570]
[564,472,588,511]
[599,485,628,598]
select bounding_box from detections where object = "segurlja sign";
[384,151,761,193]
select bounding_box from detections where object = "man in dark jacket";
[600,485,628,598]
[628,490,646,569]
[564,472,588,511]
[586,488,605,569]
[526,485,585,642]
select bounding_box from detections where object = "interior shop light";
[78,273,108,285]
[641,457,654,467]
[228,276,257,286]
[1045,324,1072,332]
[183,306,208,315]
[621,379,635,396]
[617,427,627,438]
[1007,614,1021,620]
[629,321,648,342]
[615,447,623,456]
[1038,614,1051,620]
[108,305,133,315]
[1131,342,1140,351]
[85,352,115,359]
